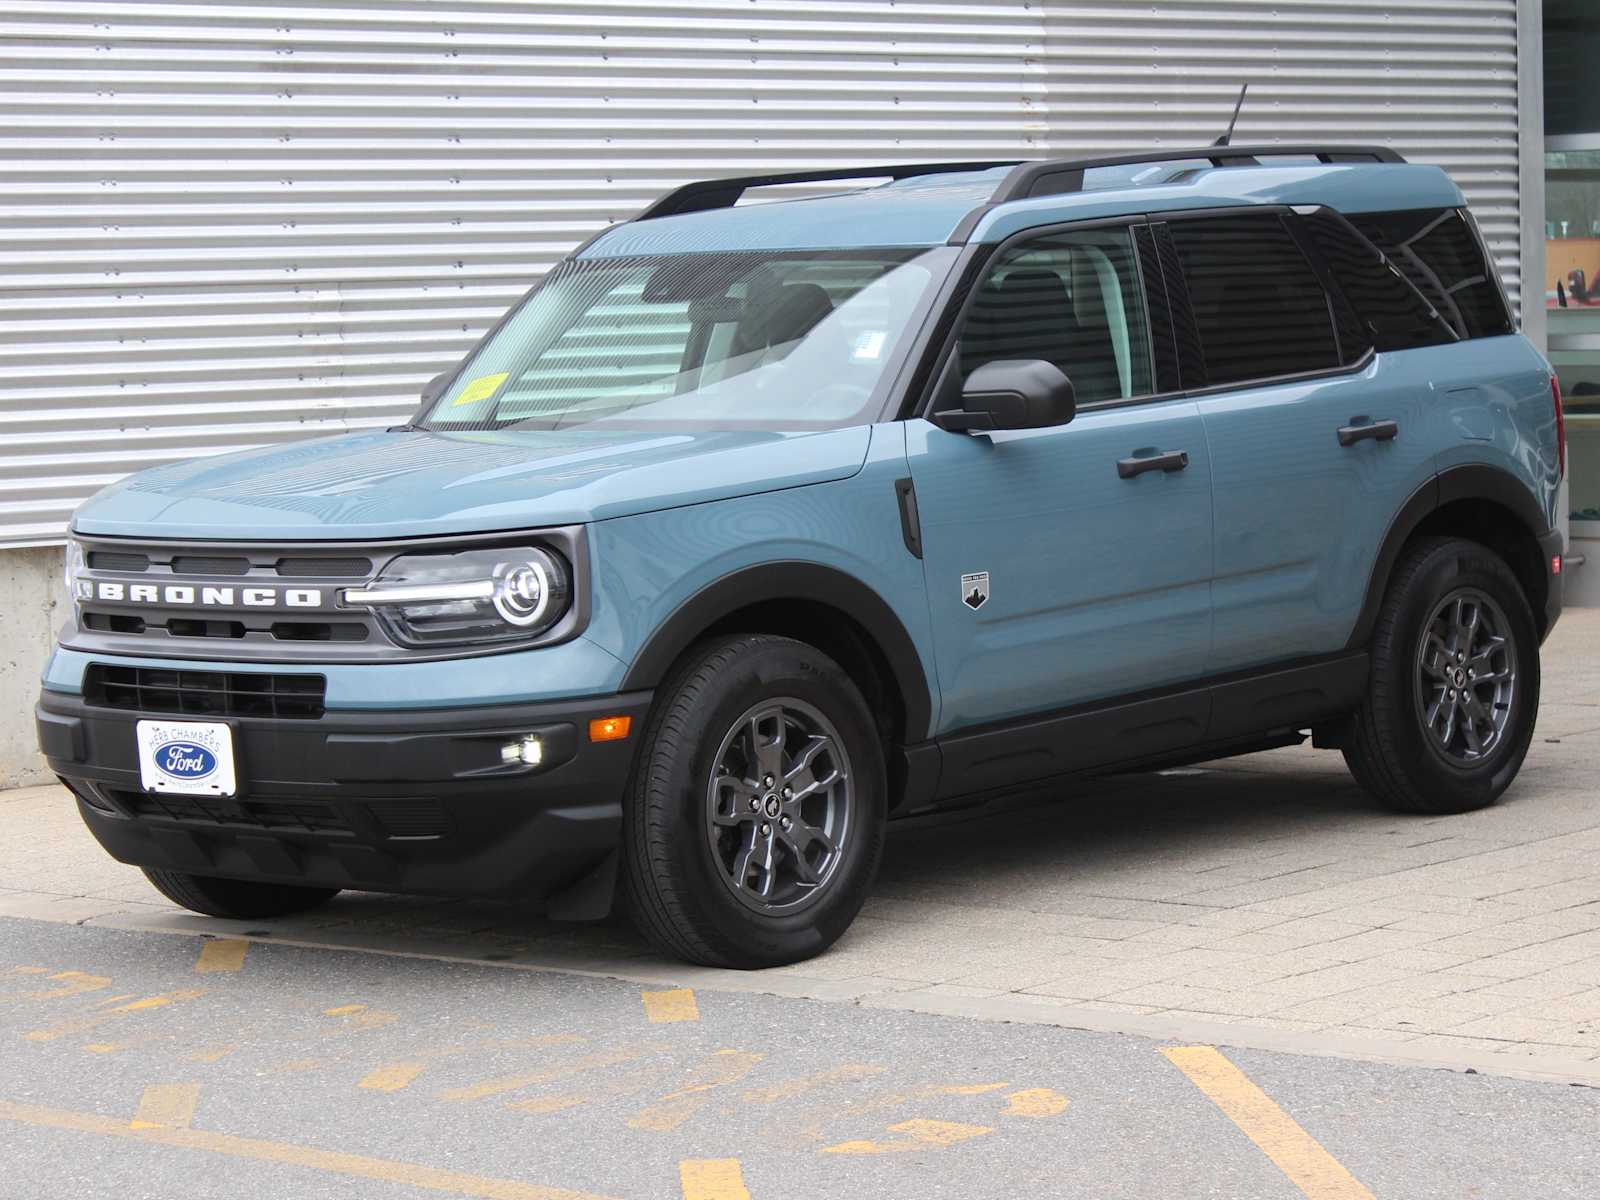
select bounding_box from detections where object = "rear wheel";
[1343,537,1540,814]
[622,635,886,968]
[141,867,341,919]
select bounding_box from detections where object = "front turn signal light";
[589,716,632,743]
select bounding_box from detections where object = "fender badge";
[961,571,990,611]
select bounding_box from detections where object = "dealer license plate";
[135,720,237,797]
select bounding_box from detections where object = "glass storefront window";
[1547,148,1600,520]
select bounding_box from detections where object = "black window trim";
[910,214,1187,421]
[1460,207,1517,334]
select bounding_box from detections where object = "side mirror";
[935,359,1076,433]
[420,371,453,406]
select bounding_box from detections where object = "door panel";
[907,401,1213,734]
[908,219,1214,737]
[1155,207,1438,674]
[1199,362,1438,671]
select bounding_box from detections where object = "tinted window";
[959,227,1153,404]
[1348,208,1513,340]
[1165,213,1340,387]
[1300,210,1455,353]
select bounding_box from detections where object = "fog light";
[500,735,544,766]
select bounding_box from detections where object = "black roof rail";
[636,161,1025,221]
[986,144,1406,205]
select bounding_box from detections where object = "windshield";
[420,246,956,432]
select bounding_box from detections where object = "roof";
[579,154,1466,259]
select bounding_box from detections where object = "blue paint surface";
[72,426,872,540]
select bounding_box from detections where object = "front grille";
[277,556,371,578]
[87,550,150,572]
[71,537,386,658]
[171,554,250,576]
[84,664,326,719]
[112,790,352,834]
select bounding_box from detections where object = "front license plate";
[135,720,237,797]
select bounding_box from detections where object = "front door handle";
[1337,418,1399,447]
[1117,449,1189,479]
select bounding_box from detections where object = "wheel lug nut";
[763,775,774,787]
[748,798,759,811]
[780,816,792,830]
[782,787,793,798]
[761,823,770,835]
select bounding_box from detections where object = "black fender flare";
[1345,464,1553,650]
[618,561,934,742]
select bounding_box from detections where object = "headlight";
[345,545,572,647]
[63,539,87,597]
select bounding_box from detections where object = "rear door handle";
[1337,418,1399,447]
[1117,449,1189,479]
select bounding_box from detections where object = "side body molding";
[618,561,935,744]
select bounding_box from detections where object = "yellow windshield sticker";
[452,372,509,407]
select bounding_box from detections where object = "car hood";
[72,425,872,540]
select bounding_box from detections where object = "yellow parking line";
[115,990,205,1014]
[0,1099,615,1200]
[678,1159,751,1200]
[195,939,248,974]
[360,1062,427,1093]
[10,971,112,1002]
[1162,1046,1376,1200]
[1003,1087,1069,1118]
[131,1083,199,1130]
[440,1045,661,1104]
[822,1118,994,1155]
[642,989,699,1024]
[25,988,206,1042]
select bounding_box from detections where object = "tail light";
[1554,374,1567,480]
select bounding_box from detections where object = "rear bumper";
[1542,526,1565,640]
[36,688,651,902]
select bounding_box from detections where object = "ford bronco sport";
[37,147,1565,968]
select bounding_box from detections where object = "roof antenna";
[1212,83,1249,147]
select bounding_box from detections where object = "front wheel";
[1343,536,1540,814]
[622,635,886,968]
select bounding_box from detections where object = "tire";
[622,634,887,968]
[141,867,340,919]
[1343,536,1540,815]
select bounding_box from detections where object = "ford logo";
[154,741,217,780]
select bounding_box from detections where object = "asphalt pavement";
[2,916,1598,1200]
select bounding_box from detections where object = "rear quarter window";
[1299,210,1457,353]
[1347,208,1514,341]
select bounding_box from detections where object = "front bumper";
[36,687,652,902]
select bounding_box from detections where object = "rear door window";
[1347,208,1513,340]
[1162,213,1340,388]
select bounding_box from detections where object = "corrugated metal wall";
[0,0,1521,548]
[1037,1,1523,302]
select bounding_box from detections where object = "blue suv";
[37,146,1565,968]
